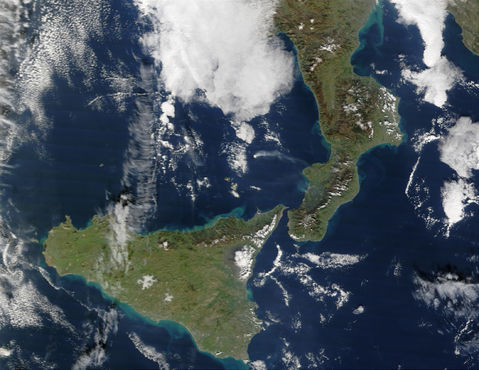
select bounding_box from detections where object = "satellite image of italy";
[0,0,478,368]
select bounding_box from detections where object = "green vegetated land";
[275,0,402,242]
[44,206,284,360]
[448,0,479,55]
[42,0,410,362]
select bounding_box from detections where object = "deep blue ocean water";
[0,0,478,368]
[249,3,479,368]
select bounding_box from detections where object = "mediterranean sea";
[0,0,478,368]
[248,2,479,368]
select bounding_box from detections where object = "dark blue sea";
[0,0,478,368]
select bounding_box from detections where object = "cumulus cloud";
[439,117,479,178]
[129,332,170,370]
[222,141,248,174]
[441,178,478,230]
[73,309,119,370]
[0,0,26,162]
[407,118,479,234]
[402,57,462,107]
[136,0,294,122]
[438,117,479,230]
[392,0,447,67]
[17,0,107,125]
[413,271,479,316]
[232,121,256,144]
[413,270,479,357]
[302,252,365,269]
[392,0,462,107]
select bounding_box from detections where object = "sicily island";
[47,0,470,361]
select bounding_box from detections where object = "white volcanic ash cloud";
[391,0,463,107]
[136,0,295,122]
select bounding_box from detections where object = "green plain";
[43,206,284,360]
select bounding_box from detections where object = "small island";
[43,206,284,360]
[275,0,402,241]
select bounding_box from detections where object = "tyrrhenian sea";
[0,0,478,368]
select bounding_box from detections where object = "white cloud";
[407,118,479,234]
[438,117,479,230]
[0,347,12,358]
[108,196,132,272]
[302,252,365,269]
[129,332,170,370]
[413,271,479,357]
[159,95,175,126]
[136,0,294,122]
[441,178,478,230]
[73,309,119,370]
[391,0,447,67]
[392,0,462,107]
[223,142,248,174]
[439,117,479,178]
[0,0,26,163]
[17,0,107,125]
[250,360,267,370]
[232,121,255,144]
[413,271,479,315]
[402,57,462,107]
[235,245,256,280]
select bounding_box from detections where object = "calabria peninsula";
[275,0,402,241]
[43,0,409,362]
